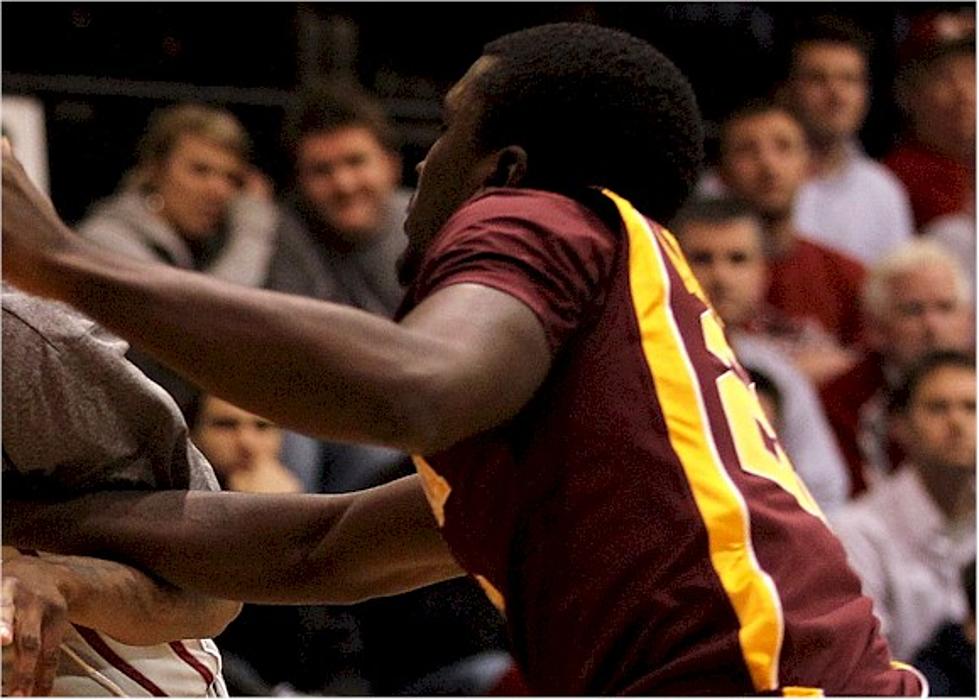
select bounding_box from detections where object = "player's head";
[283,82,402,244]
[130,103,251,240]
[400,22,704,284]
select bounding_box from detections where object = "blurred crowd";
[4,8,976,697]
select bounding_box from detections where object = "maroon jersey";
[398,187,923,696]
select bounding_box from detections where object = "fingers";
[1,137,12,158]
[1,578,14,645]
[32,613,66,697]
[0,576,67,697]
[7,577,42,697]
[1,578,14,696]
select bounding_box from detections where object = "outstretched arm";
[1,144,551,455]
[3,475,465,605]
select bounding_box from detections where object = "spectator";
[831,351,976,661]
[266,84,509,695]
[265,82,412,496]
[1,285,239,696]
[820,240,974,495]
[185,395,367,695]
[265,81,409,316]
[188,394,301,494]
[671,196,851,511]
[77,103,282,414]
[921,207,976,296]
[885,10,976,230]
[778,15,914,265]
[717,100,866,349]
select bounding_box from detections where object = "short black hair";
[784,15,873,78]
[888,350,975,415]
[670,195,762,237]
[475,22,704,223]
[283,81,399,158]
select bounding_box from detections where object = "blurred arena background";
[2,2,969,223]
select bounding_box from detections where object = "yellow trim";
[782,686,824,696]
[475,574,507,614]
[410,456,507,614]
[601,189,783,692]
[891,661,929,696]
[412,455,451,527]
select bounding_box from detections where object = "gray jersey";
[2,285,225,697]
[2,286,218,495]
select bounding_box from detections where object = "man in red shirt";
[884,10,975,230]
[2,23,924,696]
[717,100,867,356]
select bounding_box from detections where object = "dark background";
[2,2,972,224]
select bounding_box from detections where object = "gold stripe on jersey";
[411,456,508,614]
[602,189,784,692]
[475,574,507,614]
[412,455,451,527]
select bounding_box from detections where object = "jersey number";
[700,310,824,520]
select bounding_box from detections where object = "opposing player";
[2,23,925,695]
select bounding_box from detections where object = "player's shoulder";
[450,187,617,231]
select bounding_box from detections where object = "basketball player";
[2,23,925,695]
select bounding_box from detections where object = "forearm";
[3,477,462,604]
[28,554,240,645]
[49,245,441,450]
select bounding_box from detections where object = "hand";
[1,138,79,300]
[1,557,72,697]
[788,345,858,385]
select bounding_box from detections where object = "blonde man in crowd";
[76,104,284,414]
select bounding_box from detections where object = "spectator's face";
[875,263,974,369]
[905,52,976,159]
[154,134,244,240]
[787,41,869,144]
[678,217,768,328]
[192,397,282,477]
[719,111,809,220]
[296,126,401,244]
[898,364,976,474]
[401,56,502,285]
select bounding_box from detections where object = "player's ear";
[485,146,528,188]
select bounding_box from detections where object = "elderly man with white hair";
[819,239,975,496]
